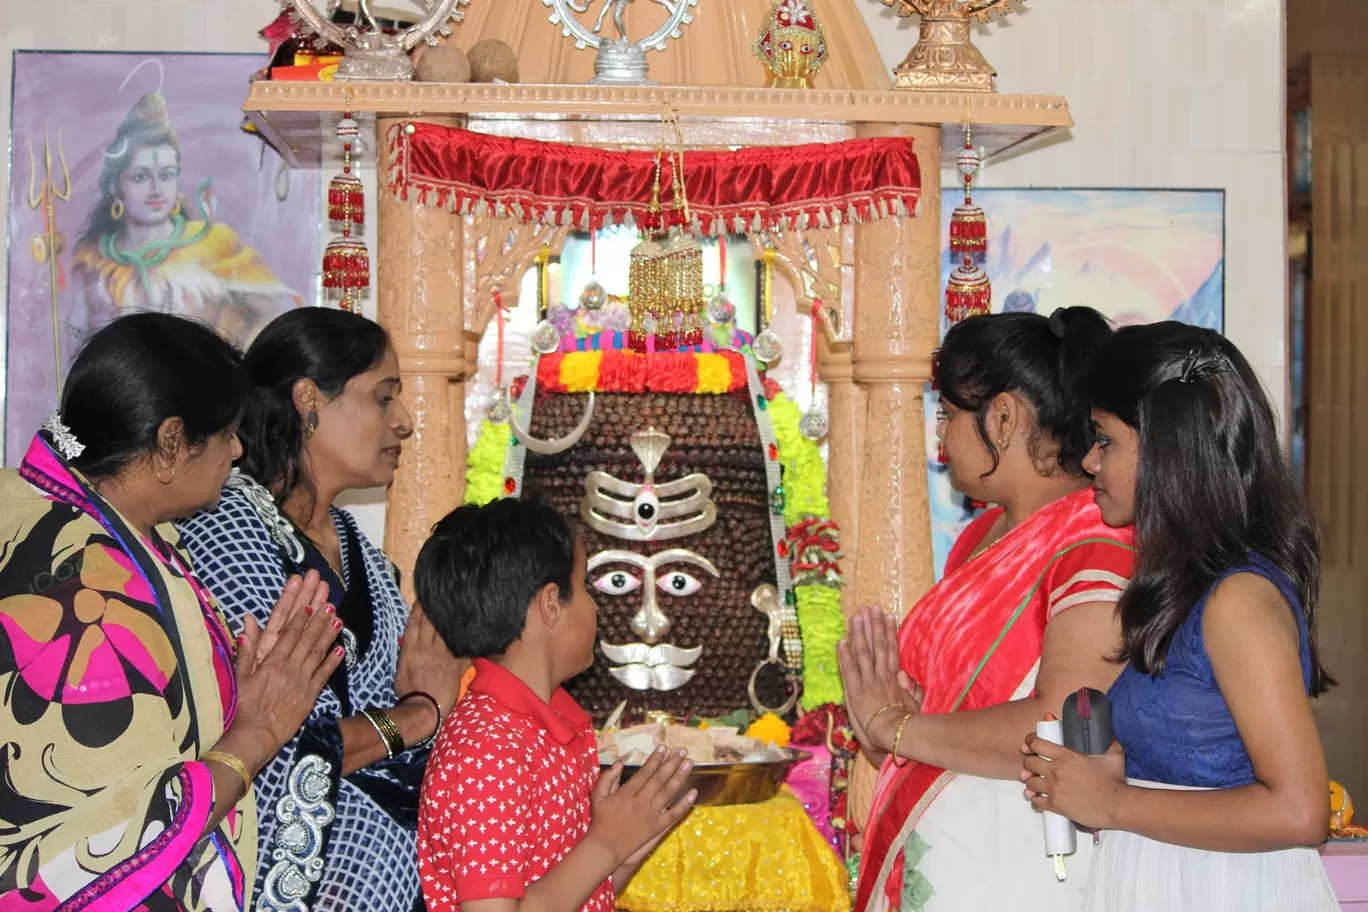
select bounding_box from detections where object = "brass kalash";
[517,110,806,805]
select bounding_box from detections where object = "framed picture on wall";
[4,51,320,464]
[926,187,1227,578]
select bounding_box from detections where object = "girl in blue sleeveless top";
[1019,323,1339,910]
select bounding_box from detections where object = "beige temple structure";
[246,0,1068,613]
[245,0,1069,847]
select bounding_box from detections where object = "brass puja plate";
[606,748,812,807]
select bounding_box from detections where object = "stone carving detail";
[467,215,571,337]
[756,227,852,345]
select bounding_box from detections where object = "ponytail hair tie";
[1048,308,1067,339]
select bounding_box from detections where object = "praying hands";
[837,605,924,759]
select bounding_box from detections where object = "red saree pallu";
[855,489,1135,912]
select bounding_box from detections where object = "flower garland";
[536,350,748,395]
[465,418,509,506]
[766,390,845,710]
[462,349,846,710]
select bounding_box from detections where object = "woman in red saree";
[840,308,1136,912]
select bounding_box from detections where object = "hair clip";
[1179,348,1233,383]
[41,410,85,461]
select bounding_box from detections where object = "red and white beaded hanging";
[944,124,991,323]
[322,110,369,313]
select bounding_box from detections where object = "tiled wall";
[858,0,1289,419]
[0,0,1287,545]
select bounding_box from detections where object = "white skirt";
[910,773,1092,912]
[1087,780,1340,912]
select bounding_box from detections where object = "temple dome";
[451,0,892,91]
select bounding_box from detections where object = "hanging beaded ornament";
[949,124,986,258]
[657,115,704,350]
[627,146,667,354]
[486,291,513,423]
[944,124,991,324]
[579,227,607,312]
[322,111,369,313]
[945,256,992,322]
[528,244,564,355]
[706,235,737,326]
[752,245,783,364]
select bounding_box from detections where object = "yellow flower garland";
[465,419,508,505]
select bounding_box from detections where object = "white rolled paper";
[1036,719,1077,862]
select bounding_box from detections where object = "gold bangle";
[362,708,406,758]
[202,750,253,796]
[865,702,902,738]
[891,714,913,768]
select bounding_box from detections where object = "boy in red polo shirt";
[414,499,697,912]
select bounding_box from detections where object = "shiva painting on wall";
[926,188,1226,577]
[4,51,318,463]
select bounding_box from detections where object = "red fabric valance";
[385,122,921,235]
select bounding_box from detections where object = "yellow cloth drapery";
[619,789,850,912]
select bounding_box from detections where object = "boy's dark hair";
[415,499,577,658]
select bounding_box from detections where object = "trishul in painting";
[27,125,71,395]
[880,0,1021,92]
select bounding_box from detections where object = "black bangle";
[399,691,443,749]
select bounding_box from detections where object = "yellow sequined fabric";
[619,790,850,912]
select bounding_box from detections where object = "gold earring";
[303,410,319,439]
[999,437,1011,452]
[110,199,124,221]
[155,464,176,485]
[171,197,183,217]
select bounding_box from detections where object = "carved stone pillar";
[817,331,865,614]
[376,117,467,599]
[847,122,942,834]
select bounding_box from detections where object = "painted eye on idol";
[656,571,703,597]
[593,571,642,596]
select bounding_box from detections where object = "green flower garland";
[768,392,846,710]
[465,419,508,506]
[462,380,847,711]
